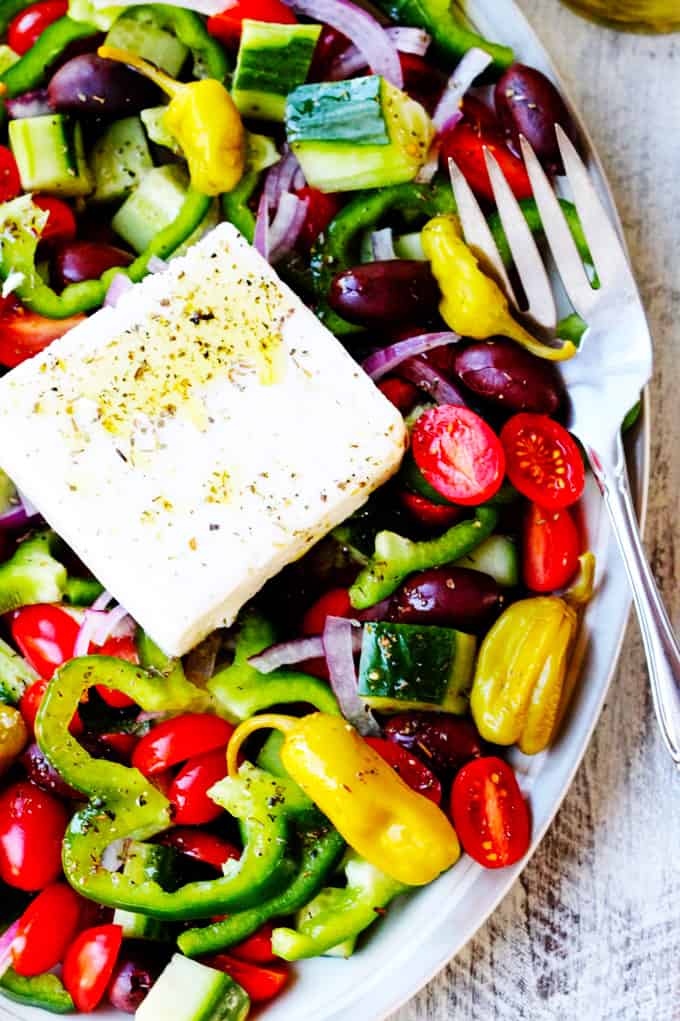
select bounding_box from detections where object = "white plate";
[1,2,649,1019]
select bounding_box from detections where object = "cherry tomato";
[439,122,533,203]
[523,502,580,592]
[33,196,77,247]
[399,490,463,529]
[294,186,342,250]
[308,25,349,81]
[0,146,21,202]
[132,714,234,777]
[302,587,351,635]
[12,604,80,680]
[365,737,442,804]
[169,747,229,825]
[377,376,419,414]
[0,781,67,890]
[20,676,83,737]
[157,828,240,870]
[411,405,506,506]
[94,634,139,707]
[12,883,82,977]
[8,0,67,54]
[461,95,499,134]
[97,732,138,760]
[203,955,288,1003]
[500,413,585,510]
[399,53,445,115]
[63,924,123,1013]
[451,756,530,868]
[0,309,86,368]
[207,0,295,46]
[230,923,276,964]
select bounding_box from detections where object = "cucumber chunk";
[141,108,277,175]
[394,230,426,260]
[9,114,92,196]
[232,20,321,122]
[136,954,250,1021]
[90,116,153,203]
[140,105,182,155]
[454,535,519,587]
[105,8,189,77]
[112,165,217,255]
[113,841,177,941]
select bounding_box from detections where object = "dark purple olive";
[453,338,565,415]
[21,742,79,800]
[47,55,161,117]
[107,944,167,1014]
[384,712,485,776]
[52,241,133,289]
[329,261,440,325]
[5,89,53,120]
[494,64,579,175]
[390,566,502,631]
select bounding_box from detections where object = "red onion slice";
[249,635,326,673]
[0,921,19,979]
[371,227,396,261]
[91,588,114,612]
[323,616,379,736]
[254,190,270,260]
[0,503,33,530]
[268,193,309,263]
[73,610,103,658]
[432,47,493,133]
[362,331,460,381]
[104,272,133,308]
[399,355,468,406]
[355,597,391,621]
[93,603,133,647]
[147,255,168,274]
[329,26,430,80]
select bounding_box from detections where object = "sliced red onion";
[263,148,305,212]
[93,603,133,647]
[323,616,379,736]
[355,597,391,621]
[371,227,396,262]
[269,193,309,264]
[0,503,33,530]
[147,255,168,274]
[399,355,468,406]
[249,635,326,674]
[432,47,493,133]
[263,159,283,211]
[288,0,402,88]
[254,190,270,260]
[16,489,38,520]
[91,588,114,612]
[104,272,133,308]
[102,838,128,873]
[73,610,103,658]
[292,166,306,191]
[0,921,19,979]
[362,331,460,381]
[5,89,52,120]
[329,25,429,80]
[387,26,430,55]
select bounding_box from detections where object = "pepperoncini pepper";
[98,46,245,196]
[470,596,577,755]
[0,704,28,775]
[226,712,460,886]
[421,215,576,362]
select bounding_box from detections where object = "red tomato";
[230,923,276,964]
[302,588,351,635]
[377,376,419,414]
[365,737,442,804]
[8,0,67,53]
[411,405,506,506]
[399,53,445,115]
[0,146,21,202]
[158,828,240,870]
[33,196,77,247]
[294,186,342,250]
[0,309,86,368]
[12,604,80,680]
[207,0,295,45]
[500,413,585,510]
[169,747,229,825]
[523,502,580,592]
[12,883,82,977]
[203,955,288,1003]
[451,756,531,869]
[439,122,533,203]
[0,781,67,890]
[132,714,234,777]
[63,925,123,1013]
[97,732,138,760]
[94,634,139,707]
[399,490,463,529]
[20,677,83,737]
[307,25,349,81]
[461,95,499,134]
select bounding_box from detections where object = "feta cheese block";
[0,222,406,655]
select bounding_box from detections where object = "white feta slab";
[0,223,406,655]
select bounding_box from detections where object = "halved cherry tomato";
[0,781,68,890]
[439,122,533,203]
[294,186,342,251]
[8,0,67,53]
[97,732,138,760]
[0,309,86,368]
[11,604,80,680]
[95,634,139,707]
[461,95,499,134]
[19,676,83,737]
[451,756,530,869]
[132,714,234,777]
[399,490,463,529]
[63,924,123,1013]
[169,747,229,825]
[230,922,276,964]
[365,737,442,804]
[207,0,295,46]
[399,53,446,115]
[523,502,580,592]
[500,413,585,510]
[0,146,21,202]
[302,587,351,635]
[158,828,240,870]
[377,376,419,414]
[12,883,82,977]
[33,196,77,247]
[203,955,288,1003]
[411,405,506,506]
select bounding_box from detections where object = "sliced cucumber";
[232,20,321,122]
[141,108,276,177]
[90,116,153,203]
[68,0,124,30]
[394,230,426,260]
[454,535,519,587]
[0,45,19,76]
[140,105,182,155]
[105,8,189,77]
[9,114,92,197]
[136,954,250,1021]
[112,165,217,255]
[113,841,177,941]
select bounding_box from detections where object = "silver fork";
[449,129,680,768]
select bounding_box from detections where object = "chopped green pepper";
[373,0,512,69]
[116,4,231,81]
[221,169,258,244]
[62,576,105,606]
[0,969,75,1014]
[0,531,67,615]
[0,636,39,705]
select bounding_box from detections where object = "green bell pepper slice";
[0,531,67,614]
[221,169,258,244]
[0,16,99,113]
[0,969,75,1014]
[62,576,105,606]
[119,4,230,81]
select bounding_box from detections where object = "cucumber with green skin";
[105,8,189,76]
[233,20,321,122]
[89,116,153,203]
[136,954,250,1021]
[9,114,92,196]
[113,841,178,940]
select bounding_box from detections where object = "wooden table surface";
[392,6,680,1020]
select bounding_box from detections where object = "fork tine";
[447,157,519,307]
[555,125,632,290]
[483,147,557,330]
[519,134,596,319]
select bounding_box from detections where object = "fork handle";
[588,437,680,768]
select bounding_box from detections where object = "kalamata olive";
[47,55,161,117]
[107,943,167,1014]
[5,89,52,119]
[384,712,484,777]
[329,261,440,325]
[453,338,564,415]
[52,241,133,289]
[390,566,502,631]
[494,64,579,175]
[20,742,79,799]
